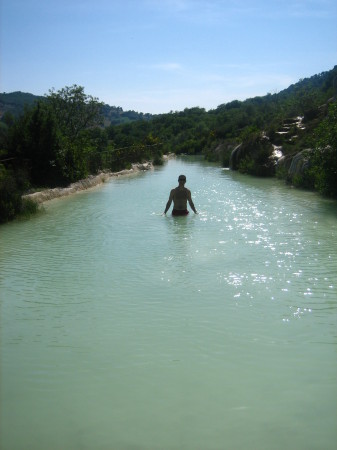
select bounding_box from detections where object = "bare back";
[164,176,197,215]
[172,187,190,210]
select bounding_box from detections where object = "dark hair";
[178,175,186,181]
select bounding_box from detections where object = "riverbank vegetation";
[1,66,336,223]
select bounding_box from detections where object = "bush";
[0,166,22,223]
[19,198,39,219]
[309,103,337,197]
[238,156,255,174]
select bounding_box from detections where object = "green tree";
[0,165,21,222]
[7,102,63,186]
[45,85,105,182]
[46,85,104,139]
[310,102,337,197]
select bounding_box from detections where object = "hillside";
[1,66,336,222]
[0,91,153,125]
[0,91,44,118]
[1,65,336,128]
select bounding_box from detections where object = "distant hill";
[0,91,153,125]
[100,103,153,125]
[0,91,44,118]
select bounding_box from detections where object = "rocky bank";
[22,157,175,205]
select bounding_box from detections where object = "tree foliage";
[1,66,337,223]
[46,85,103,139]
[309,103,337,197]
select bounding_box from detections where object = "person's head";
[178,174,186,185]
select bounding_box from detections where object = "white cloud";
[151,63,183,71]
[149,0,337,21]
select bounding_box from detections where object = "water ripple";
[1,159,337,450]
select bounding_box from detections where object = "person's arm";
[164,190,174,214]
[187,190,198,214]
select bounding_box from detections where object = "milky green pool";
[1,157,336,450]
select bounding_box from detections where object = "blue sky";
[1,0,336,113]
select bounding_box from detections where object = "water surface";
[1,157,337,449]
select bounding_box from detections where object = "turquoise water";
[1,157,336,450]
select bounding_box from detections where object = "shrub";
[309,103,337,197]
[0,166,22,223]
[19,198,39,219]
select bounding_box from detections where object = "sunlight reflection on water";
[1,157,337,450]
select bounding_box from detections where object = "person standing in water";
[164,174,198,216]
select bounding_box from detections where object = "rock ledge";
[23,161,154,204]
